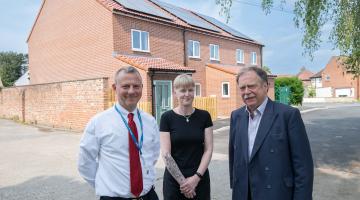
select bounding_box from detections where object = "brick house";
[310,69,323,89]
[296,67,314,88]
[313,56,359,99]
[27,0,270,119]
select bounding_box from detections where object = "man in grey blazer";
[229,67,314,200]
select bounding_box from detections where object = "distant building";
[14,71,30,86]
[310,69,323,88]
[276,67,314,87]
[321,56,359,98]
[276,74,294,78]
[296,67,314,87]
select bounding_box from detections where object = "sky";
[0,0,339,75]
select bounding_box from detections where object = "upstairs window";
[236,49,244,64]
[251,52,257,65]
[325,75,330,81]
[210,44,220,60]
[131,29,149,52]
[188,40,200,58]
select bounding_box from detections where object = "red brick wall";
[112,15,263,102]
[113,15,185,65]
[0,88,24,121]
[322,57,359,98]
[28,0,122,84]
[205,67,238,117]
[185,31,262,97]
[205,68,275,117]
[0,78,109,131]
[27,0,265,119]
[267,77,275,101]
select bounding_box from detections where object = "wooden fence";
[193,97,217,120]
[107,89,217,119]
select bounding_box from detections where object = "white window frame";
[251,52,257,65]
[325,75,330,81]
[195,83,201,97]
[210,44,220,61]
[236,49,244,64]
[131,29,150,52]
[221,82,230,97]
[188,40,200,58]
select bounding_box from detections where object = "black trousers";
[100,187,158,200]
[248,187,252,200]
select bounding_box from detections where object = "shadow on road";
[314,168,360,200]
[0,176,96,200]
[306,117,360,174]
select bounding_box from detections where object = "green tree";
[275,77,304,105]
[308,86,316,98]
[0,52,27,87]
[215,0,360,77]
[262,66,272,74]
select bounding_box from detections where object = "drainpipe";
[183,28,187,67]
[150,70,155,116]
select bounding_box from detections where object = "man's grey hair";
[236,66,268,85]
[114,66,142,84]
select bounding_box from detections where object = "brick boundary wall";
[0,77,109,132]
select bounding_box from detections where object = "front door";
[154,80,172,124]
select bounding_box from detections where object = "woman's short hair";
[173,74,195,89]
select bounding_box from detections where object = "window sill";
[210,59,221,64]
[132,49,150,53]
[189,57,201,61]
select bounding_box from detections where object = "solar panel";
[195,13,253,41]
[115,0,173,20]
[151,0,220,32]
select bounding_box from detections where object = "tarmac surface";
[0,102,359,200]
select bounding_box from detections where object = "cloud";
[263,49,274,61]
[0,0,41,53]
[272,32,301,44]
[313,48,339,58]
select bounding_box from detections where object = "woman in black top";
[160,74,213,200]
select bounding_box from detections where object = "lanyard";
[114,105,144,155]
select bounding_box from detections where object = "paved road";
[212,103,360,200]
[0,103,360,199]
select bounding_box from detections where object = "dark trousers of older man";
[100,187,159,200]
[248,179,252,200]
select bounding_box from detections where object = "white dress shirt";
[78,103,160,197]
[246,97,268,157]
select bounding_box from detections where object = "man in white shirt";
[78,66,160,200]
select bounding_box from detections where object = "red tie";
[128,113,143,197]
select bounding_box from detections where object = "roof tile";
[206,63,242,75]
[115,54,195,72]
